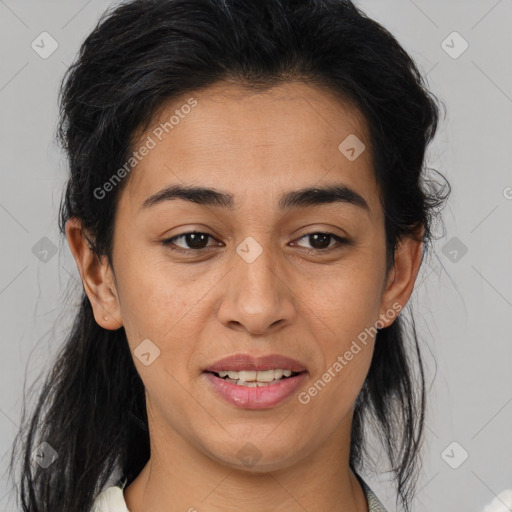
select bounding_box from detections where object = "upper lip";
[204,353,308,373]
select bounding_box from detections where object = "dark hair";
[9,1,450,511]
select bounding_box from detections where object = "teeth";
[254,369,274,382]
[216,369,296,382]
[239,370,258,381]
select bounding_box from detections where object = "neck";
[124,418,368,512]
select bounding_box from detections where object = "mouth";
[202,353,308,409]
[205,368,304,387]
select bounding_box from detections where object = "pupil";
[187,233,208,249]
[310,233,330,249]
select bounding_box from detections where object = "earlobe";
[378,230,424,328]
[65,218,123,330]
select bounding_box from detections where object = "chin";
[202,435,310,474]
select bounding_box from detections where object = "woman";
[9,0,449,511]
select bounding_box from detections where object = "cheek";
[311,259,386,339]
[310,281,379,382]
[303,249,385,391]
[115,256,214,368]
[298,276,381,422]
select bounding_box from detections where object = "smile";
[202,353,309,409]
[215,369,299,386]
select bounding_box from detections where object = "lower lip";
[203,372,308,409]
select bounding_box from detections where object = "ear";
[65,218,122,330]
[377,227,424,328]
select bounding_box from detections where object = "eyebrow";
[141,184,370,212]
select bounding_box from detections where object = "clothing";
[91,472,388,512]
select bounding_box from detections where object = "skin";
[66,80,423,512]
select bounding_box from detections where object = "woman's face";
[70,80,421,473]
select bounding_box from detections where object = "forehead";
[123,80,380,216]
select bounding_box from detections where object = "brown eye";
[294,232,349,251]
[162,231,219,252]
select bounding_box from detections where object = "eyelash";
[161,231,350,255]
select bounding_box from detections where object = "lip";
[203,371,308,409]
[202,353,308,409]
[204,353,308,373]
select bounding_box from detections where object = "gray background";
[0,0,511,511]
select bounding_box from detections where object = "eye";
[161,230,349,255]
[293,232,349,252]
[161,231,221,253]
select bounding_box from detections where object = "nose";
[216,241,297,336]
